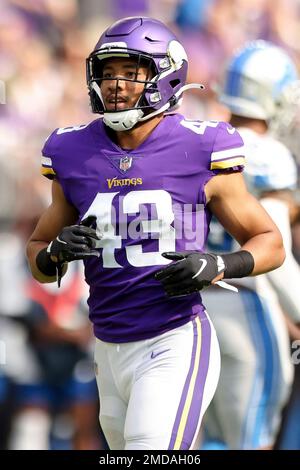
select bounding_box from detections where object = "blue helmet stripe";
[225,45,263,98]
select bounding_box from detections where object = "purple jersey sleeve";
[40,130,58,180]
[210,122,245,172]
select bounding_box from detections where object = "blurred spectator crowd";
[1,0,300,450]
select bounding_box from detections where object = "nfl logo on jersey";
[119,156,132,172]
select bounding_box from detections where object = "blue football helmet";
[218,40,298,121]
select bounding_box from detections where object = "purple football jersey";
[41,114,245,342]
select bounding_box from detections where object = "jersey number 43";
[83,189,176,268]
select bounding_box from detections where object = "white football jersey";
[238,127,297,197]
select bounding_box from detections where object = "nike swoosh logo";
[151,349,171,359]
[226,126,236,134]
[192,259,207,279]
[56,236,68,244]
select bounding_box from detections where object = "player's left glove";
[155,251,226,297]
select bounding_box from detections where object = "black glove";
[155,251,226,297]
[47,216,101,263]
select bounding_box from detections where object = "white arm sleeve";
[260,197,300,323]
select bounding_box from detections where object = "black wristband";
[222,250,254,278]
[36,247,58,277]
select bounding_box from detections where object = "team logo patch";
[119,156,132,172]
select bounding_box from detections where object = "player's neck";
[230,115,268,135]
[112,114,164,150]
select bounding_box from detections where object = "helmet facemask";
[88,51,157,108]
[88,51,161,131]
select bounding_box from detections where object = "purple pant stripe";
[168,311,211,449]
[180,316,211,449]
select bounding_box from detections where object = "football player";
[202,41,300,449]
[26,18,285,450]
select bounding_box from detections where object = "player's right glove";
[36,216,102,287]
[47,215,101,263]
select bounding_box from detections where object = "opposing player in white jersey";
[201,41,300,450]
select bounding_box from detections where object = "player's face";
[100,57,151,111]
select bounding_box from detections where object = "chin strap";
[103,109,144,131]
